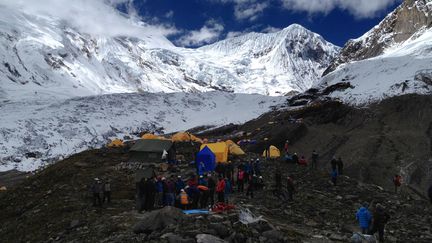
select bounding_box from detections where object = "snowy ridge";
[0,5,339,101]
[318,28,432,105]
[0,92,286,171]
[199,24,340,94]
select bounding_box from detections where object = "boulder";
[262,230,284,242]
[196,234,227,243]
[208,223,230,238]
[133,206,186,234]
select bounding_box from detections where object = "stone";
[133,206,186,234]
[262,230,284,241]
[196,234,227,243]
[208,223,230,238]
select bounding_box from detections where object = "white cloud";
[0,0,179,38]
[209,0,270,21]
[262,26,282,33]
[176,20,224,47]
[280,0,401,18]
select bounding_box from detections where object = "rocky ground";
[1,145,431,243]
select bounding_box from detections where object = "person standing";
[337,157,344,175]
[224,178,232,204]
[356,204,372,234]
[369,203,390,242]
[286,176,295,201]
[207,173,216,206]
[175,175,185,194]
[198,184,209,208]
[330,157,337,172]
[284,140,289,154]
[91,178,103,207]
[331,170,338,186]
[254,159,261,176]
[136,178,146,212]
[292,153,299,164]
[246,174,256,199]
[311,150,319,169]
[237,168,245,193]
[102,180,111,204]
[216,177,226,203]
[179,189,189,210]
[144,177,156,211]
[393,175,402,193]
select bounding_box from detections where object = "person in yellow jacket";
[179,189,189,210]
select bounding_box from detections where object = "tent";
[141,133,169,140]
[200,142,228,163]
[225,140,245,156]
[107,139,124,148]
[130,139,175,163]
[172,132,203,143]
[262,145,281,159]
[196,146,216,175]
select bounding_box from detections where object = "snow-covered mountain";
[0,4,339,101]
[0,92,286,171]
[317,0,432,105]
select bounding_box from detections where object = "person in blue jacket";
[356,204,372,234]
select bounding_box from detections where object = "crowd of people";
[135,158,272,213]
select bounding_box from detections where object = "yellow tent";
[225,140,245,156]
[172,132,203,143]
[200,142,228,163]
[141,133,159,140]
[107,139,124,148]
[262,145,280,159]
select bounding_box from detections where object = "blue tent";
[196,146,216,175]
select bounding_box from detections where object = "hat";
[177,175,181,178]
[94,178,99,181]
[259,176,263,179]
[180,189,185,192]
[256,158,260,161]
[162,177,166,181]
[200,175,203,178]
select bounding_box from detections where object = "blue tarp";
[183,209,210,215]
[196,146,216,175]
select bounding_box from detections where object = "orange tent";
[172,132,203,143]
[107,139,124,148]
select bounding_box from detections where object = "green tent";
[129,139,175,163]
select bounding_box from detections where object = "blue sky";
[120,0,402,47]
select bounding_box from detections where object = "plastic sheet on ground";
[351,232,376,243]
[238,207,264,224]
[183,209,209,215]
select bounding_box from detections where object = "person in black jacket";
[207,174,216,206]
[91,178,103,207]
[369,203,390,242]
[330,157,337,171]
[311,150,319,169]
[336,157,344,175]
[286,176,295,201]
[143,178,156,211]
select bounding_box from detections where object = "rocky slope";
[0,3,338,101]
[323,0,432,76]
[207,94,432,198]
[0,148,430,242]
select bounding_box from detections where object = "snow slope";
[0,4,338,101]
[318,28,432,105]
[0,92,286,171]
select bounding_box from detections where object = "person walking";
[91,178,103,207]
[336,157,344,175]
[102,180,111,204]
[216,176,226,203]
[369,203,390,243]
[356,204,372,234]
[393,175,402,193]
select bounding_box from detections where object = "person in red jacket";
[393,175,402,193]
[216,177,226,203]
[284,140,289,154]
